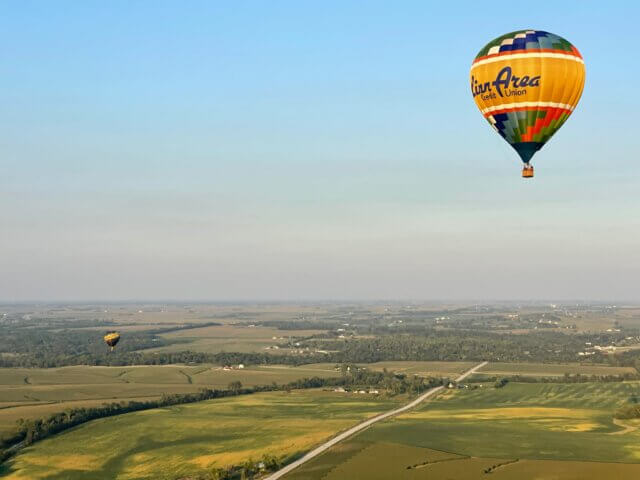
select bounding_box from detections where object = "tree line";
[0,350,328,368]
[306,332,608,364]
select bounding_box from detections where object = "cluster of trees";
[608,349,640,373]
[307,331,607,364]
[258,366,444,395]
[0,349,334,369]
[494,377,509,388]
[613,393,640,419]
[0,327,170,367]
[337,364,444,395]
[191,454,282,480]
[483,459,519,474]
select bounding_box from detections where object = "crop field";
[0,390,402,480]
[363,361,477,377]
[0,364,338,434]
[285,382,640,480]
[144,324,324,354]
[478,362,636,377]
[286,440,640,480]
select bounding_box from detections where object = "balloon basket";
[522,165,534,178]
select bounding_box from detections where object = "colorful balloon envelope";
[470,30,585,177]
[104,332,121,351]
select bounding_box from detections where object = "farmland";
[286,441,640,480]
[478,361,637,377]
[0,390,403,480]
[285,382,640,480]
[363,361,476,377]
[2,302,640,479]
[145,324,324,354]
[0,364,338,434]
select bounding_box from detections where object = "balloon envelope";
[470,30,585,165]
[104,332,120,349]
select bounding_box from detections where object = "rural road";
[264,361,488,480]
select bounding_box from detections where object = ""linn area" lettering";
[472,66,540,100]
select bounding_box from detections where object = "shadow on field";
[0,462,16,477]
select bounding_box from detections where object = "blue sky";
[1,1,639,301]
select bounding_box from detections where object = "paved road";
[264,361,488,480]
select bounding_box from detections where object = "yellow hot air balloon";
[470,30,585,178]
[103,332,121,351]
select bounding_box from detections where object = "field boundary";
[264,361,488,480]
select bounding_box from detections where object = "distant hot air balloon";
[470,30,585,178]
[103,332,121,351]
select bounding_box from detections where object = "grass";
[0,364,339,434]
[0,390,402,480]
[285,382,640,480]
[479,362,637,377]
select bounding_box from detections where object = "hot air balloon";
[104,332,121,351]
[470,30,585,178]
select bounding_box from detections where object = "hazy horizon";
[0,299,634,306]
[3,1,639,302]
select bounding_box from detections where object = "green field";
[0,390,402,480]
[286,382,640,480]
[363,361,476,377]
[287,440,640,480]
[0,364,338,434]
[144,324,324,354]
[0,361,481,435]
[478,362,637,377]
